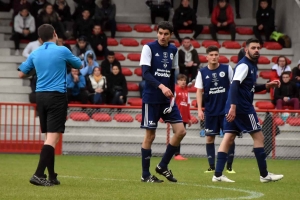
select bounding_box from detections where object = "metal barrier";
[1,102,300,159]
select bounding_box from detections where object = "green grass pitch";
[0,154,299,200]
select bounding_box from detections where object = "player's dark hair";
[183,36,191,40]
[157,21,173,34]
[38,24,55,42]
[245,38,260,47]
[260,0,268,3]
[206,45,219,54]
[177,74,187,81]
[276,55,288,65]
[107,51,115,56]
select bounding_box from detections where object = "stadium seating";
[122,67,133,76]
[258,56,271,64]
[263,42,282,50]
[255,101,275,109]
[198,55,207,63]
[70,112,90,121]
[236,27,253,35]
[222,41,241,49]
[115,53,126,61]
[107,38,119,46]
[259,71,272,79]
[113,113,134,122]
[92,113,112,122]
[230,55,239,63]
[120,38,139,46]
[116,24,132,32]
[127,98,142,106]
[219,55,229,63]
[127,53,141,61]
[135,113,142,122]
[134,67,142,76]
[134,24,152,32]
[202,40,221,48]
[127,82,139,91]
[141,39,155,45]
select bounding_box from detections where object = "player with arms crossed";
[139,21,186,183]
[212,38,283,183]
[18,24,82,186]
[195,46,236,173]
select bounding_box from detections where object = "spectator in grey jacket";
[72,36,94,60]
[12,7,36,55]
[94,0,116,38]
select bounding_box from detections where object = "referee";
[18,24,82,186]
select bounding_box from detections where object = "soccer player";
[139,21,186,183]
[212,38,284,183]
[195,45,236,173]
[18,24,82,186]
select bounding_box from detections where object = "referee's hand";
[160,85,173,98]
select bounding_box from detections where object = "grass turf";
[0,154,298,200]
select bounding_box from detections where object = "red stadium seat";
[113,113,134,122]
[191,40,201,48]
[120,38,139,46]
[128,98,142,106]
[64,39,76,45]
[134,67,142,76]
[263,42,282,50]
[218,30,230,34]
[258,117,264,125]
[92,113,112,122]
[255,101,275,109]
[274,117,285,126]
[107,38,118,46]
[178,29,193,33]
[188,87,197,93]
[222,41,241,49]
[135,113,142,122]
[258,56,270,64]
[219,55,229,63]
[230,55,238,63]
[141,39,155,45]
[287,117,300,126]
[127,53,141,61]
[192,99,197,108]
[202,26,210,34]
[255,90,267,94]
[191,115,199,124]
[202,40,221,48]
[272,56,292,64]
[20,39,30,43]
[127,82,139,91]
[134,24,152,32]
[69,112,90,121]
[117,24,132,32]
[198,55,207,63]
[121,67,133,76]
[236,27,253,35]
[170,40,180,47]
[259,71,272,79]
[115,53,126,61]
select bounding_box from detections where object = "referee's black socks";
[34,145,55,177]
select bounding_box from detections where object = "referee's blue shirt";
[18,42,82,93]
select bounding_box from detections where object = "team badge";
[219,71,225,77]
[170,53,174,60]
[163,52,168,58]
[212,73,217,78]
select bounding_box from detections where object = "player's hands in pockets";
[226,105,236,122]
[160,85,173,98]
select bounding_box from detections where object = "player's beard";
[248,51,260,61]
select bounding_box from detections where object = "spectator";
[100,51,121,77]
[94,0,117,38]
[145,0,172,28]
[22,37,42,58]
[13,0,31,17]
[107,65,128,105]
[72,36,94,60]
[12,7,36,56]
[208,0,240,19]
[72,0,95,20]
[292,60,300,89]
[57,37,71,50]
[172,0,203,43]
[253,0,275,45]
[80,50,99,77]
[53,0,73,39]
[36,4,65,38]
[178,37,200,85]
[73,9,94,39]
[90,24,108,58]
[271,56,291,80]
[171,0,198,13]
[274,72,299,111]
[209,0,236,42]
[67,68,89,104]
[30,0,49,19]
[86,67,107,104]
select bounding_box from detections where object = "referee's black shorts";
[36,92,68,133]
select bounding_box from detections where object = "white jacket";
[14,13,36,34]
[22,40,42,58]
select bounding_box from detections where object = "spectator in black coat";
[72,0,95,20]
[172,0,203,43]
[253,0,275,45]
[73,8,94,39]
[53,0,73,38]
[100,51,121,77]
[30,0,49,19]
[90,24,108,57]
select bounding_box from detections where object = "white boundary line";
[61,175,264,200]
